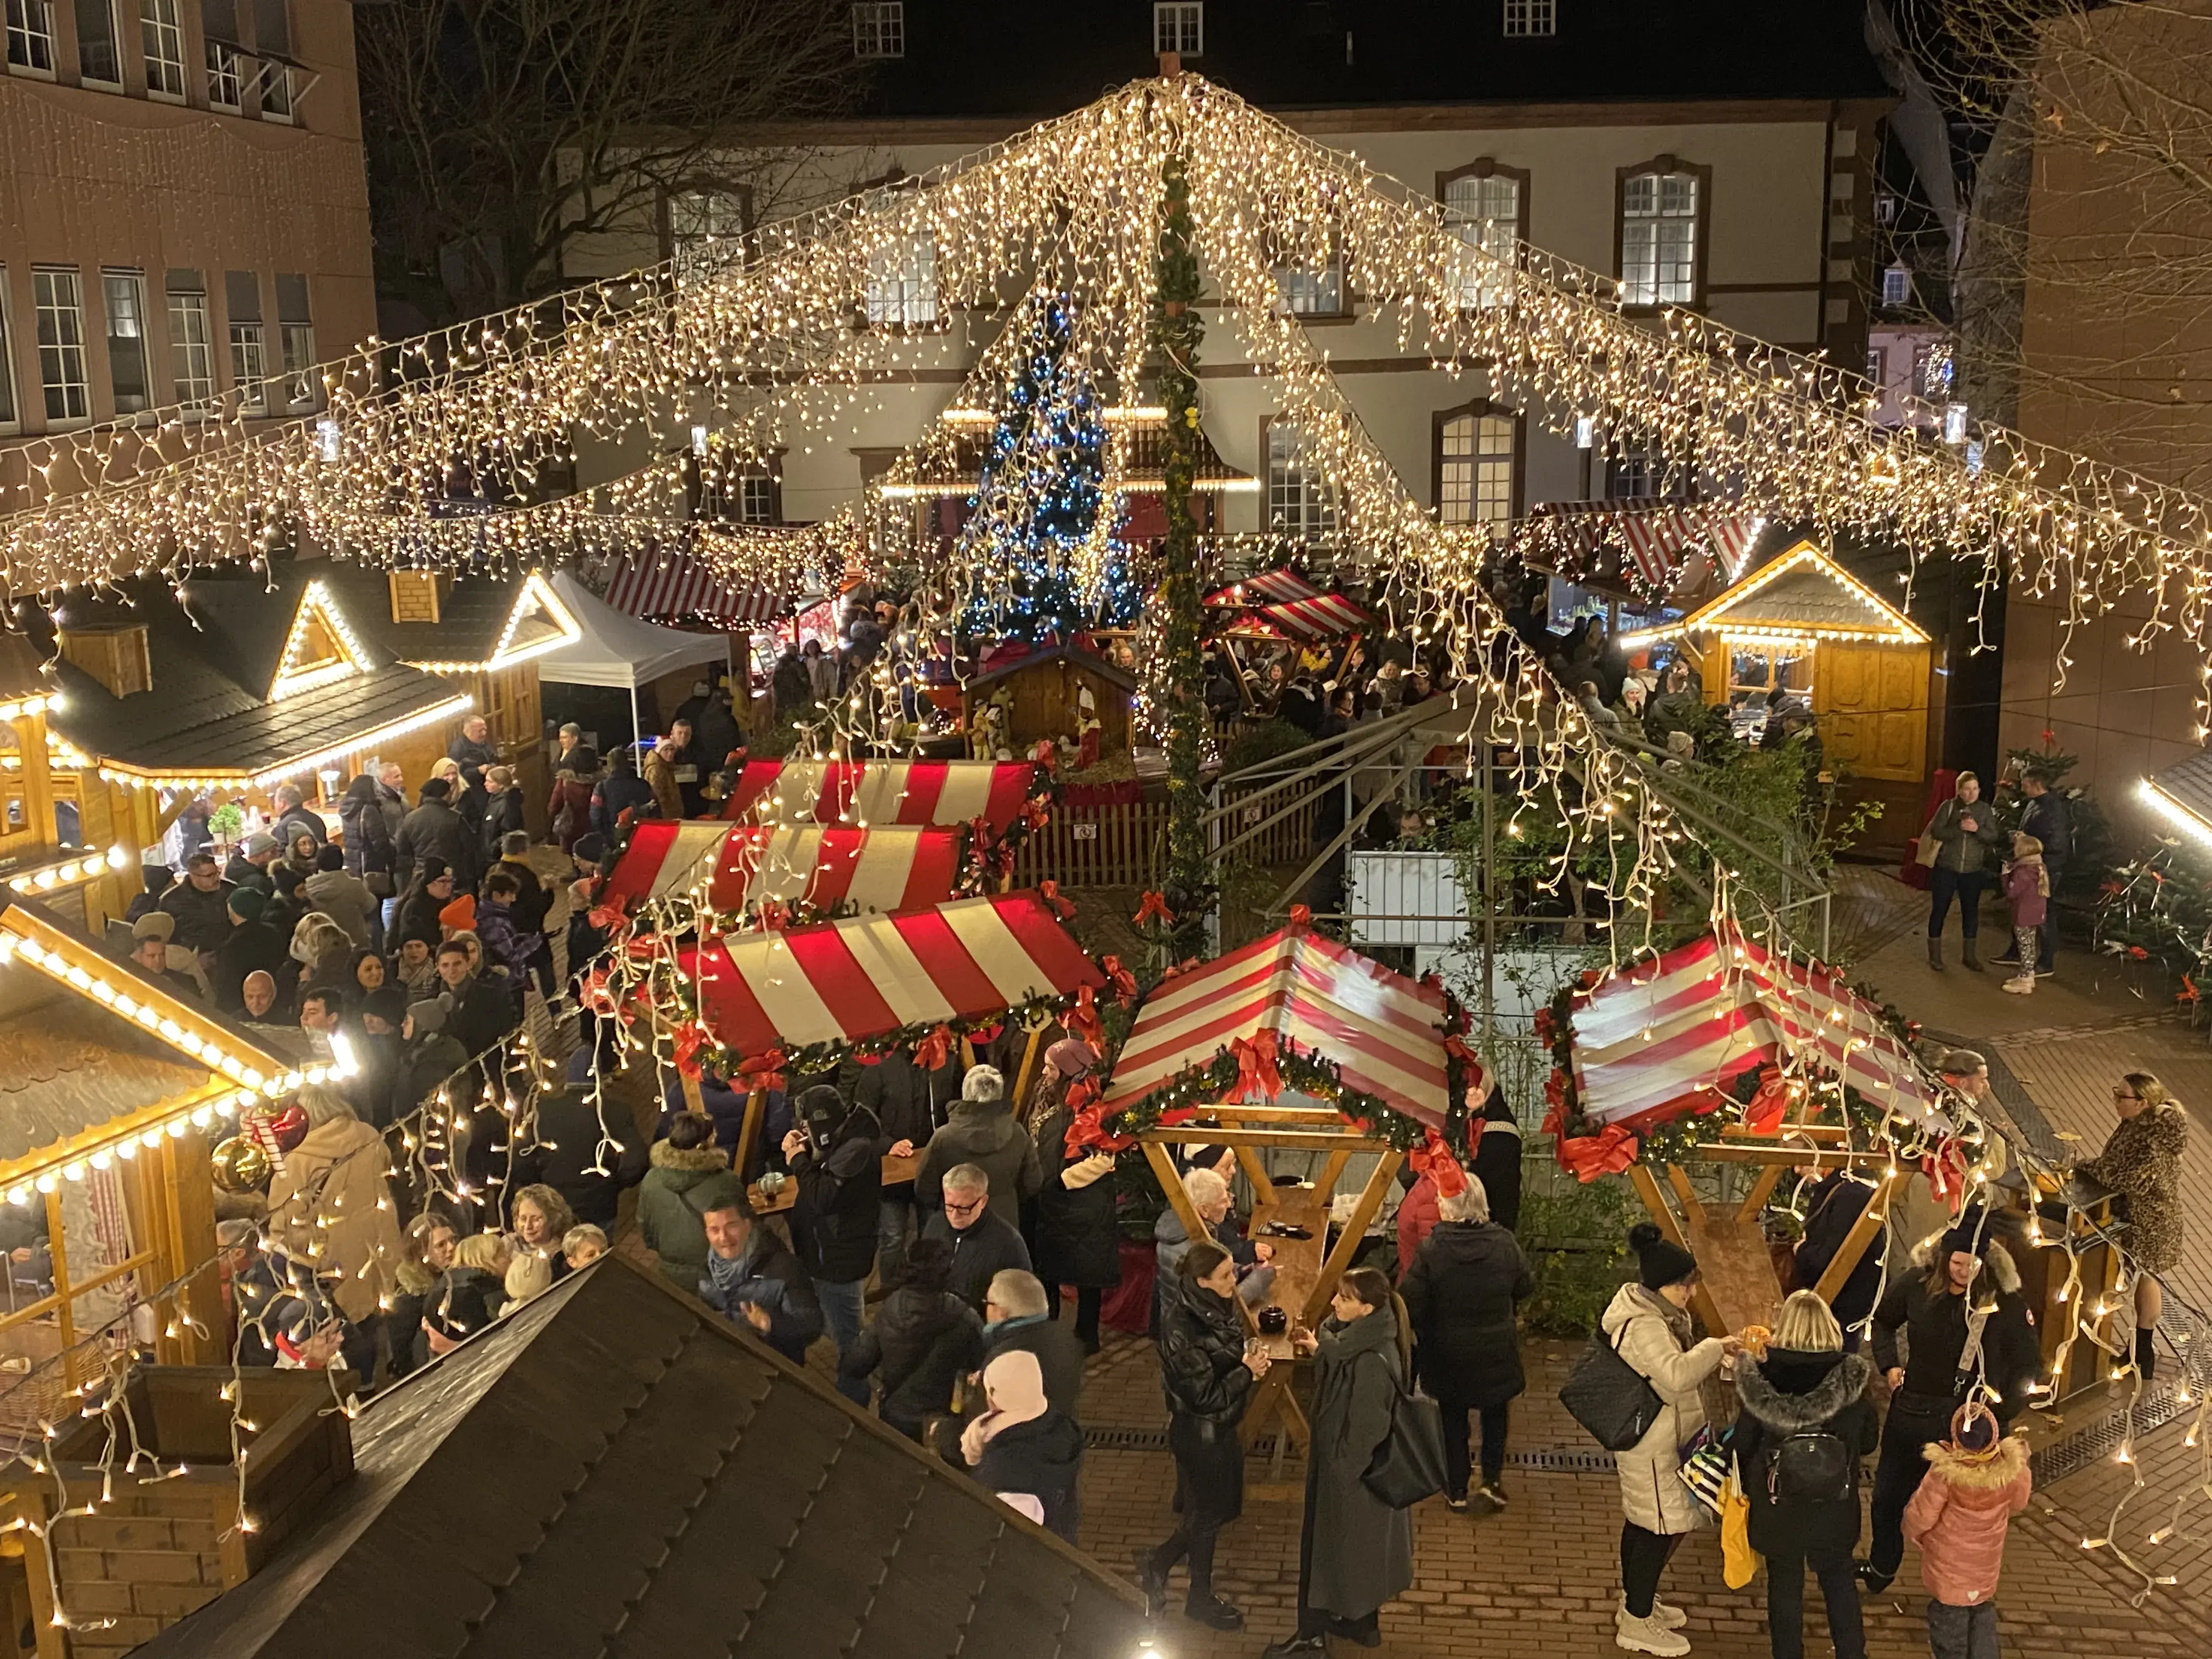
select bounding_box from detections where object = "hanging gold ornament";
[209,1136,272,1194]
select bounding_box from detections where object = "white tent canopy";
[537,570,730,690]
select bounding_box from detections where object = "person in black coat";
[1029,1043,1121,1355]
[590,748,658,839]
[1732,1291,1879,1659]
[962,1347,1085,1545]
[395,778,478,889]
[509,1082,650,1230]
[782,1085,882,1403]
[921,1164,1032,1308]
[861,1043,960,1282]
[208,887,292,1014]
[1399,1176,1534,1513]
[1862,1211,2039,1592]
[839,1237,983,1442]
[481,768,527,859]
[1791,1169,1889,1346]
[1137,1243,1267,1632]
[393,860,455,953]
[1469,1087,1523,1232]
[1999,767,2073,974]
[433,940,518,1060]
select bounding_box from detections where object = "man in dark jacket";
[393,1000,471,1126]
[980,1268,1085,1419]
[590,748,658,839]
[270,783,327,850]
[160,852,238,955]
[434,940,518,1060]
[208,887,290,1015]
[861,1045,961,1282]
[696,1192,824,1365]
[511,1082,650,1229]
[782,1085,882,1403]
[838,1236,982,1441]
[1861,1212,2039,1592]
[1399,1178,1533,1513]
[1791,1168,1889,1346]
[448,716,500,793]
[912,1065,1041,1229]
[921,1163,1031,1309]
[223,833,278,896]
[394,778,476,887]
[1997,766,2073,976]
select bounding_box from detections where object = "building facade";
[0,0,373,509]
[563,1,1892,567]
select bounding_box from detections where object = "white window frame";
[1266,422,1339,541]
[255,55,291,121]
[167,285,214,416]
[205,36,239,106]
[736,473,777,526]
[139,0,183,99]
[280,320,316,411]
[1864,346,1884,390]
[1620,168,1700,308]
[864,234,938,329]
[1438,409,1516,529]
[73,0,119,84]
[32,268,89,426]
[1154,2,1202,55]
[0,270,19,435]
[1444,171,1520,310]
[229,319,266,414]
[5,0,55,75]
[101,269,150,415]
[1502,0,1555,36]
[1275,247,1346,318]
[669,190,747,289]
[851,2,902,59]
[1881,264,1911,307]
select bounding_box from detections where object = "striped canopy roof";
[602,550,795,625]
[601,821,964,917]
[1568,928,1939,1131]
[680,893,1102,1060]
[720,759,1039,834]
[1099,926,1475,1128]
[1218,593,1369,642]
[1203,568,1322,607]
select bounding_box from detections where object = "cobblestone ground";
[1071,1330,2212,1659]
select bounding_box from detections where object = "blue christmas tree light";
[961,298,1142,642]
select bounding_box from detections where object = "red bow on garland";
[1407,1130,1468,1198]
[1099,954,1138,1001]
[1025,799,1053,832]
[1229,1030,1283,1102]
[1160,956,1203,979]
[587,902,628,935]
[1559,1122,1639,1183]
[969,815,997,859]
[1743,1066,1791,1136]
[672,1020,711,1079]
[755,898,790,933]
[1444,1033,1479,1068]
[1922,1135,1969,1210]
[1132,890,1176,929]
[1039,880,1077,922]
[1066,985,1104,1051]
[736,1047,788,1094]
[914,1023,957,1073]
[1064,1080,1134,1154]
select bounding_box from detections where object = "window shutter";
[224,271,260,321]
[202,0,239,43]
[251,0,288,55]
[165,268,203,296]
[275,273,312,325]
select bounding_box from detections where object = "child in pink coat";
[2000,834,2048,995]
[1901,1404,2033,1659]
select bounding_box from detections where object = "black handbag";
[1361,1355,1450,1509]
[1559,1323,1665,1452]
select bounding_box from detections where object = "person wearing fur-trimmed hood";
[1861,1209,2038,1593]
[1730,1291,1879,1659]
[1902,1403,2033,1659]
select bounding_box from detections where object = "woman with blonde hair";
[1731,1290,1878,1659]
[262,1085,405,1379]
[506,1183,578,1302]
[2079,1071,2188,1379]
[424,1231,510,1355]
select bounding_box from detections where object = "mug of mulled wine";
[1257,1307,1288,1335]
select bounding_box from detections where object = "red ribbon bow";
[1132,890,1176,929]
[1025,799,1053,831]
[970,815,997,858]
[755,898,790,933]
[587,902,628,934]
[1066,985,1104,1051]
[914,1023,956,1073]
[1066,1088,1133,1154]
[1288,903,1312,929]
[736,1047,788,1093]
[1100,954,1138,1002]
[1558,1122,1639,1183]
[672,1020,710,1079]
[1229,1030,1283,1103]
[1444,1033,1479,1067]
[1743,1065,1790,1136]
[1407,1130,1468,1198]
[1039,879,1077,922]
[1922,1136,1968,1210]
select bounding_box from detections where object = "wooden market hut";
[961,646,1138,765]
[1618,537,1935,853]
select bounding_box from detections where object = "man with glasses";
[922,1163,1030,1309]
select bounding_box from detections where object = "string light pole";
[1152,72,1211,958]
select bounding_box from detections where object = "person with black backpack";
[1731,1290,1879,1659]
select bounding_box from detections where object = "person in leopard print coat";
[2077,1070,2187,1379]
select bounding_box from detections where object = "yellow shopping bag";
[1719,1466,1759,1590]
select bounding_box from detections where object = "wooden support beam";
[1812,1170,1904,1306]
[733,1087,766,1180]
[1234,1144,1280,1235]
[1298,1149,1403,1330]
[1011,1021,1047,1123]
[1734,1160,1787,1225]
[1719,1122,1849,1144]
[1312,1148,1352,1207]
[1135,1127,1390,1152]
[1691,1143,1889,1168]
[1665,1163,1707,1227]
[1627,1163,1731,1339]
[1143,1141,1217,1274]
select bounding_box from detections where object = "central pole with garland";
[1152,73,1211,962]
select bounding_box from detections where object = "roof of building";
[37,571,464,783]
[2148,749,2212,837]
[1621,539,1929,648]
[834,1,1890,123]
[312,565,578,671]
[134,1256,1143,1659]
[965,644,1143,695]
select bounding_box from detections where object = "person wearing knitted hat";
[1602,1223,1739,1656]
[391,997,470,1126]
[1029,1037,1118,1355]
[1901,1403,2033,1659]
[209,884,289,1016]
[1861,1206,2038,1594]
[395,858,455,951]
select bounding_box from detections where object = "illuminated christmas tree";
[961,298,1141,640]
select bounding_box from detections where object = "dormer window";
[853,2,902,58]
[1155,2,1202,55]
[1502,0,1554,37]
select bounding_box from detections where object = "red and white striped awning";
[1099,926,1479,1127]
[601,821,964,916]
[1204,568,1322,607]
[602,550,793,624]
[1568,928,1939,1131]
[720,759,1039,834]
[1257,594,1368,641]
[1523,502,1763,595]
[679,892,1103,1060]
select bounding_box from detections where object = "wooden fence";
[1012,787,1317,890]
